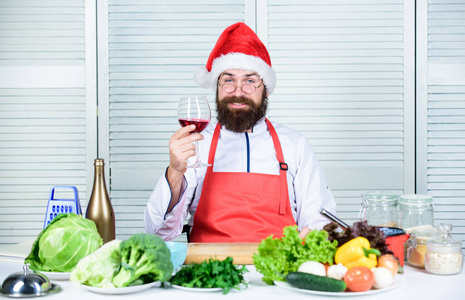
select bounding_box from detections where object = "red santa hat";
[194,22,276,94]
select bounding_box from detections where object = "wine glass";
[177,96,211,168]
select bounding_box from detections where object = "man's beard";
[216,92,268,133]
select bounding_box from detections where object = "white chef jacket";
[144,117,337,240]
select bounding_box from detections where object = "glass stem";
[194,140,201,163]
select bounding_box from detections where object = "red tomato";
[343,266,374,292]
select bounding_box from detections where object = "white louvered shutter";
[0,0,94,245]
[264,0,415,224]
[103,0,250,240]
[417,0,465,247]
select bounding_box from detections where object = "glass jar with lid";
[406,226,435,268]
[425,223,463,275]
[399,194,434,231]
[359,191,399,227]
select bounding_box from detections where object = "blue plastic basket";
[43,186,82,229]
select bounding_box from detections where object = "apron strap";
[265,118,289,215]
[207,123,222,174]
[207,119,289,214]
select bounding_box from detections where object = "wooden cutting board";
[185,243,259,265]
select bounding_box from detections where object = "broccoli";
[111,233,173,287]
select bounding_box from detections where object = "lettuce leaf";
[70,239,121,288]
[324,221,393,255]
[252,226,338,285]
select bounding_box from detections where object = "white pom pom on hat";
[193,22,276,94]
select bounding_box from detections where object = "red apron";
[189,118,296,243]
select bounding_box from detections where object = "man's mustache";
[222,96,256,107]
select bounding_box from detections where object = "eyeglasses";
[218,82,263,94]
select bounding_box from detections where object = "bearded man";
[144,22,336,242]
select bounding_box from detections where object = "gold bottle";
[86,158,115,243]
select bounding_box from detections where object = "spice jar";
[359,191,399,227]
[406,226,434,268]
[399,194,434,230]
[425,223,463,275]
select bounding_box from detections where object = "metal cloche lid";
[0,264,61,298]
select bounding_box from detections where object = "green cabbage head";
[25,213,103,272]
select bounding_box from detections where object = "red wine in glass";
[177,96,211,168]
[178,118,209,133]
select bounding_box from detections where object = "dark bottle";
[86,158,115,243]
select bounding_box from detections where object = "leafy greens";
[70,239,122,288]
[252,225,338,285]
[169,257,248,294]
[25,213,102,272]
[70,233,173,288]
[323,220,393,255]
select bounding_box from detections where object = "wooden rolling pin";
[185,243,259,265]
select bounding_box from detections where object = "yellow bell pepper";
[335,236,381,269]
